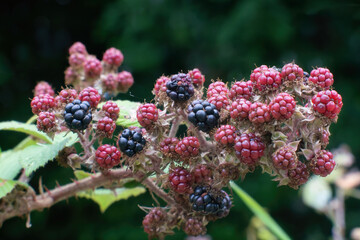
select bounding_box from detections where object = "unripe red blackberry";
[102,73,117,92]
[102,101,120,121]
[250,65,282,92]
[281,63,304,82]
[117,71,134,92]
[287,161,309,188]
[217,162,240,182]
[272,146,298,170]
[96,117,116,138]
[229,80,253,100]
[234,133,265,165]
[69,53,86,68]
[64,67,78,85]
[183,218,206,236]
[55,89,78,106]
[159,137,179,157]
[102,47,124,67]
[142,208,167,238]
[168,167,193,194]
[230,98,252,120]
[310,150,335,177]
[207,81,229,98]
[166,73,194,102]
[269,92,296,120]
[31,94,56,115]
[37,112,56,132]
[175,136,200,159]
[136,103,159,128]
[248,102,271,124]
[311,90,343,119]
[95,144,121,169]
[79,87,101,108]
[83,56,102,79]
[188,68,205,87]
[153,76,169,96]
[192,164,212,184]
[69,42,87,55]
[309,67,334,89]
[214,124,237,146]
[208,94,230,111]
[34,81,55,97]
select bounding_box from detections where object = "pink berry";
[207,81,229,98]
[248,102,271,124]
[287,161,309,188]
[95,144,121,169]
[310,150,335,177]
[309,67,334,89]
[229,80,253,100]
[175,136,200,159]
[83,56,102,79]
[37,112,56,132]
[102,47,124,67]
[214,125,237,146]
[69,53,86,68]
[55,89,78,106]
[69,42,87,55]
[272,146,298,170]
[102,101,120,121]
[230,98,252,120]
[188,68,205,87]
[34,81,54,97]
[79,87,101,108]
[153,76,169,96]
[136,103,159,128]
[281,63,304,82]
[168,167,193,194]
[97,117,116,138]
[250,65,282,92]
[160,137,179,157]
[102,73,118,92]
[234,133,265,165]
[117,71,134,93]
[269,93,296,120]
[208,93,230,111]
[31,94,55,115]
[311,90,343,119]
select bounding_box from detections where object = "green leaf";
[98,100,141,127]
[0,178,28,199]
[19,132,78,176]
[74,170,92,180]
[77,187,146,212]
[13,136,38,151]
[230,181,291,240]
[0,121,52,144]
[0,150,24,180]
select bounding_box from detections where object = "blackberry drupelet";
[64,100,92,130]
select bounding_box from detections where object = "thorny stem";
[168,116,182,138]
[0,168,175,226]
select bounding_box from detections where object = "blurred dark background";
[0,0,359,239]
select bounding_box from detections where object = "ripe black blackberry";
[188,100,220,132]
[64,100,92,130]
[189,186,231,218]
[166,73,194,102]
[117,128,146,157]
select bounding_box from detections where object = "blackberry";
[64,100,92,130]
[187,100,220,132]
[117,128,146,157]
[166,73,194,102]
[190,186,231,218]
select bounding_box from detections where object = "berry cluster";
[65,42,133,96]
[29,43,343,240]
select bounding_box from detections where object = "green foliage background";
[0,0,359,239]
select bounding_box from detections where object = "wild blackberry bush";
[0,41,343,240]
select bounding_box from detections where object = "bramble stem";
[168,116,182,138]
[0,168,175,226]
